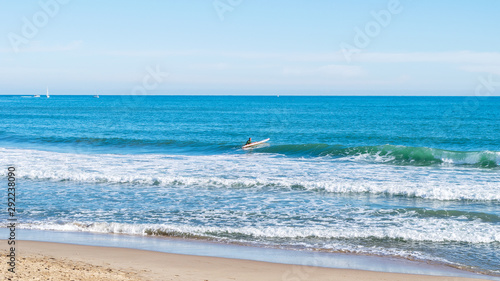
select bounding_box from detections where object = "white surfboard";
[242,138,270,149]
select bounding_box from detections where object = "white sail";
[46,87,50,98]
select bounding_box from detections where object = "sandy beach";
[0,240,490,281]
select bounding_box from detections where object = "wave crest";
[257,144,499,168]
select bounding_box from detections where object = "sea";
[1,95,499,277]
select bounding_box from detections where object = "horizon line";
[2,94,499,97]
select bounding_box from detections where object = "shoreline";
[1,240,493,281]
[1,229,498,280]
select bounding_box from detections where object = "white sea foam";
[2,147,499,201]
[19,214,500,244]
[19,221,462,265]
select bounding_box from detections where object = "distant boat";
[93,95,99,98]
[46,87,50,98]
[33,95,40,98]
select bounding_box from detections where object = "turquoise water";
[1,95,499,275]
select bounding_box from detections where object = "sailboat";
[46,87,50,98]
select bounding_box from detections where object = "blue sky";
[1,0,500,95]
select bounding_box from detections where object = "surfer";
[242,138,269,149]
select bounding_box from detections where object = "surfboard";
[242,138,270,149]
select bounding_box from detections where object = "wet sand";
[0,240,490,281]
